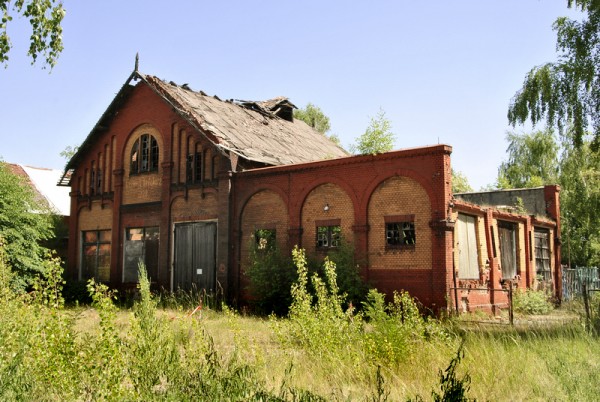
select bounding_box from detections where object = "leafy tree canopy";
[497,130,560,189]
[560,131,600,266]
[294,103,331,134]
[0,160,54,289]
[293,102,341,146]
[351,109,395,155]
[451,169,473,193]
[0,0,65,68]
[508,0,600,150]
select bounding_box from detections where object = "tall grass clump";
[363,289,450,365]
[0,243,80,400]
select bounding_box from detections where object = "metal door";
[173,222,217,292]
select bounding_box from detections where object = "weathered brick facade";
[62,69,561,313]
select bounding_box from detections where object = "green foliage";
[0,0,65,68]
[294,103,331,134]
[508,1,600,149]
[313,240,369,309]
[294,102,342,146]
[513,289,554,315]
[560,135,600,266]
[59,144,79,161]
[352,109,395,155]
[431,342,474,402]
[0,161,55,290]
[245,240,296,316]
[452,169,474,193]
[278,247,363,362]
[362,289,449,365]
[497,130,559,189]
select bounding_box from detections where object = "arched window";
[130,134,159,174]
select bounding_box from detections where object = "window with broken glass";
[186,152,204,184]
[130,134,159,174]
[255,228,276,251]
[385,216,416,248]
[81,230,111,282]
[534,228,551,281]
[123,227,159,283]
[317,225,341,249]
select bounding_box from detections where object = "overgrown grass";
[1,246,599,400]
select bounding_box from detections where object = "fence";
[562,267,600,301]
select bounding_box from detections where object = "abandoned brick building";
[59,68,562,312]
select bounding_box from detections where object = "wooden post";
[583,283,591,332]
[508,282,514,326]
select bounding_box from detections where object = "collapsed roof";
[61,70,348,184]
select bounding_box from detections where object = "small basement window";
[385,215,416,248]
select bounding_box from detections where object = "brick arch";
[299,182,355,256]
[239,189,289,271]
[238,184,290,218]
[121,123,165,204]
[360,168,436,216]
[292,175,359,225]
[121,122,165,172]
[366,175,432,270]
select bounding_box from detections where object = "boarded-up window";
[81,230,111,281]
[534,228,551,281]
[456,214,479,279]
[123,227,159,283]
[498,221,518,279]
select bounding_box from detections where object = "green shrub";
[362,289,449,365]
[312,240,369,310]
[245,243,297,316]
[513,289,553,315]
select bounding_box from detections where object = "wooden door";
[173,222,217,292]
[498,222,517,280]
[456,214,479,279]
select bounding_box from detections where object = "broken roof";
[63,70,348,180]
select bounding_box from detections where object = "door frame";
[170,219,218,292]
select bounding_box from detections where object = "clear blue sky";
[0,1,583,190]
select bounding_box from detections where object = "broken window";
[456,213,479,279]
[534,228,551,281]
[123,226,159,283]
[81,230,111,282]
[130,134,159,174]
[498,221,518,280]
[385,215,416,248]
[255,228,276,251]
[317,225,341,249]
[186,152,204,184]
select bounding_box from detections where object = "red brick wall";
[231,145,454,310]
[301,183,354,256]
